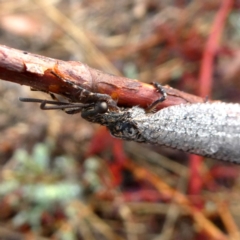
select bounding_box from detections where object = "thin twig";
[0,45,204,110]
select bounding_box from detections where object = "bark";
[0,45,204,110]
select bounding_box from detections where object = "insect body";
[80,102,240,163]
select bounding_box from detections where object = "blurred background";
[0,0,240,239]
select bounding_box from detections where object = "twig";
[0,45,204,110]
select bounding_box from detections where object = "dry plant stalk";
[0,45,204,110]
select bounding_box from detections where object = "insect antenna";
[19,97,92,114]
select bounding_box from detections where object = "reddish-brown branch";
[0,45,204,110]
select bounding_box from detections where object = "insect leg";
[19,97,87,114]
[146,82,167,112]
[51,71,119,111]
[19,97,109,116]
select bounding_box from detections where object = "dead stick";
[0,45,204,109]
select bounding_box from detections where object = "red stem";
[0,45,204,110]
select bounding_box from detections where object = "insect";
[20,72,240,163]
